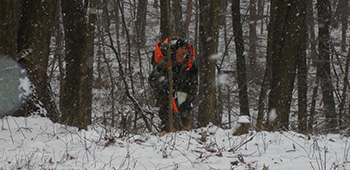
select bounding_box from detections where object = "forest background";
[1,0,350,135]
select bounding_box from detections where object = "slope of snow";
[1,116,350,170]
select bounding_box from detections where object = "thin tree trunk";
[117,0,135,96]
[257,0,264,34]
[232,0,250,134]
[184,0,193,38]
[338,40,350,130]
[257,0,275,131]
[296,0,308,132]
[54,0,65,119]
[256,70,269,130]
[160,0,170,41]
[166,0,174,132]
[216,68,223,127]
[248,0,257,69]
[135,0,148,129]
[307,0,317,67]
[194,0,199,51]
[309,69,320,131]
[337,0,349,52]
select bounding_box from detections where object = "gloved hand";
[179,99,193,111]
[149,69,169,92]
[157,74,169,93]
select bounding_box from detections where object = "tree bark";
[317,0,337,132]
[160,0,171,40]
[61,0,89,129]
[198,0,219,127]
[248,0,257,70]
[172,0,185,37]
[257,0,275,130]
[17,0,59,121]
[0,0,19,57]
[135,0,147,47]
[232,0,250,134]
[267,0,306,130]
[338,41,350,130]
[80,0,97,128]
[166,0,175,132]
[296,1,308,132]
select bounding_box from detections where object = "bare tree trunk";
[160,0,171,41]
[228,87,232,128]
[113,0,121,56]
[53,0,65,119]
[134,0,148,128]
[0,0,19,57]
[309,69,320,131]
[256,71,269,130]
[296,1,308,132]
[79,0,97,127]
[305,1,316,131]
[307,0,317,67]
[198,0,219,127]
[267,1,306,130]
[216,68,223,127]
[184,0,193,38]
[216,0,228,127]
[317,0,337,132]
[257,0,264,34]
[172,0,185,37]
[338,41,350,130]
[165,0,175,132]
[194,0,199,51]
[336,0,349,52]
[257,0,275,130]
[248,0,257,69]
[17,0,59,121]
[61,0,89,129]
[232,0,250,134]
[135,0,147,47]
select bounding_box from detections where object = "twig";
[187,130,192,150]
[229,133,256,153]
[281,132,311,158]
[5,117,14,143]
[11,116,27,139]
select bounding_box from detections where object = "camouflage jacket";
[148,44,198,105]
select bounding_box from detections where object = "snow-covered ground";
[1,116,350,170]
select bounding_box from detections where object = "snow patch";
[237,115,250,123]
[268,108,278,122]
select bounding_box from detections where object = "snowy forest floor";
[1,116,350,170]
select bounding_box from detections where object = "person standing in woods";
[149,36,198,132]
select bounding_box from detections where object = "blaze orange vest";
[154,38,195,69]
